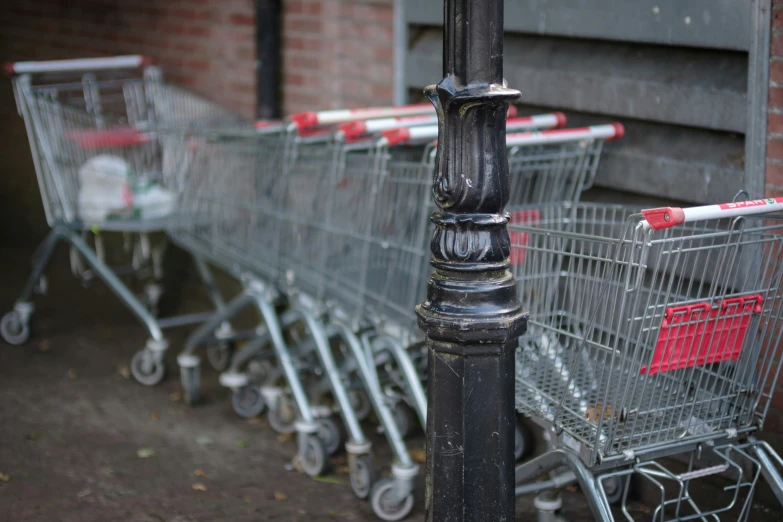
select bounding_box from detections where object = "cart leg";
[250,298,323,476]
[370,335,428,430]
[515,449,613,522]
[752,440,783,506]
[1,228,61,345]
[176,291,257,404]
[331,324,418,505]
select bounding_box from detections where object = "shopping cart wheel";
[231,386,266,418]
[317,416,344,456]
[206,341,235,372]
[393,403,416,439]
[515,418,533,461]
[130,349,166,386]
[299,434,328,477]
[349,390,372,422]
[1,311,30,346]
[349,454,375,499]
[180,365,201,405]
[267,394,297,434]
[370,477,415,522]
[600,474,627,505]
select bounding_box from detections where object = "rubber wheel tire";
[130,349,166,386]
[515,418,533,461]
[317,416,344,456]
[370,477,415,522]
[299,434,328,477]
[232,386,267,418]
[206,341,235,372]
[350,454,376,500]
[393,403,415,439]
[601,474,627,505]
[180,365,200,405]
[1,311,30,346]
[349,389,373,421]
[267,394,297,434]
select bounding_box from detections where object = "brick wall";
[0,0,257,117]
[281,0,395,114]
[767,1,783,438]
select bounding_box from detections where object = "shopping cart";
[1,56,239,385]
[511,200,783,521]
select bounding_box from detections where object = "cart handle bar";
[381,114,585,146]
[289,104,436,130]
[505,122,623,146]
[337,106,533,142]
[3,55,152,77]
[642,197,783,230]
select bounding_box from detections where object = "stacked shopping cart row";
[166,100,623,520]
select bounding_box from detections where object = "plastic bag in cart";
[77,155,175,222]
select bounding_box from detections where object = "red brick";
[774,33,783,57]
[773,61,783,84]
[229,13,254,26]
[769,138,783,161]
[767,162,783,187]
[770,87,783,110]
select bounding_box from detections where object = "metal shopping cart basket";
[511,200,783,521]
[1,55,240,386]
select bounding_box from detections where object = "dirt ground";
[1,244,783,522]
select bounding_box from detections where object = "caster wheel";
[350,454,375,500]
[180,365,200,405]
[600,474,627,505]
[317,416,344,456]
[1,311,30,346]
[515,418,533,461]
[393,403,415,439]
[248,358,273,381]
[232,386,266,418]
[130,349,166,386]
[370,477,415,522]
[349,390,372,421]
[207,341,235,372]
[268,394,297,434]
[299,433,328,477]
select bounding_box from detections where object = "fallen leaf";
[243,496,252,503]
[335,465,350,474]
[38,340,51,352]
[76,488,92,498]
[195,436,215,446]
[638,504,651,514]
[235,439,248,448]
[150,411,160,421]
[312,476,341,485]
[117,365,131,379]
[274,491,287,501]
[137,447,156,458]
[194,469,206,477]
[410,449,426,463]
[276,432,294,443]
[67,369,76,379]
[169,391,182,402]
[247,416,263,425]
[0,472,9,482]
[192,483,207,492]
[564,484,578,492]
[27,431,42,442]
[328,511,338,516]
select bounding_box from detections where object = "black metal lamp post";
[415,0,528,519]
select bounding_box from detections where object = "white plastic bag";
[77,155,176,222]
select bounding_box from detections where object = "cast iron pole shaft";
[415,0,528,520]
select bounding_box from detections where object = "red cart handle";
[642,197,783,230]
